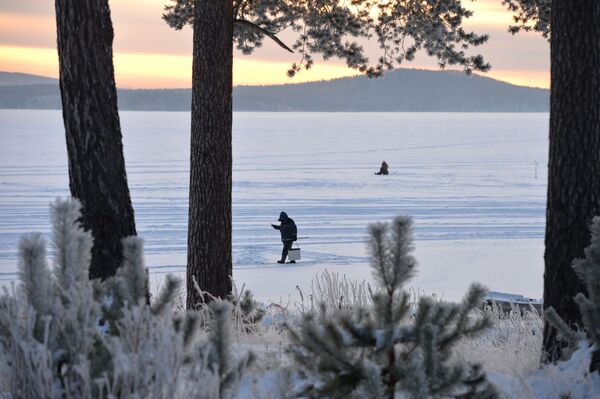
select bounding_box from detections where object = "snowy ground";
[0,110,548,302]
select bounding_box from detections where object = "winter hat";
[278,212,288,221]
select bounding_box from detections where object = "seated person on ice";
[375,161,389,175]
[271,211,298,264]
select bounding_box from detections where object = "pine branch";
[544,307,580,346]
[17,233,54,340]
[234,19,294,53]
[118,236,148,305]
[151,274,181,315]
[289,216,496,397]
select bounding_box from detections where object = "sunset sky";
[0,0,549,89]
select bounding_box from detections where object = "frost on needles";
[288,216,499,399]
[0,198,252,399]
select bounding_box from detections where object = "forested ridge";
[0,69,548,112]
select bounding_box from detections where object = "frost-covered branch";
[0,198,252,398]
[288,216,498,398]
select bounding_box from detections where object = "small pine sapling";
[545,216,600,372]
[228,286,265,333]
[237,290,265,325]
[0,198,108,397]
[115,236,149,305]
[46,199,103,396]
[17,233,55,341]
[102,236,151,333]
[1,198,254,398]
[288,216,498,399]
[0,289,55,398]
[206,300,255,399]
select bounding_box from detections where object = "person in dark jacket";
[271,211,297,264]
[375,161,389,175]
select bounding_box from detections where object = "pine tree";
[55,0,137,280]
[288,216,498,398]
[163,0,491,307]
[503,0,600,361]
[206,301,255,399]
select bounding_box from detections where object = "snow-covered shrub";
[545,216,600,372]
[229,285,265,334]
[288,216,499,398]
[489,341,600,399]
[0,198,252,399]
[97,303,187,397]
[188,280,266,336]
[0,286,55,398]
[205,300,255,398]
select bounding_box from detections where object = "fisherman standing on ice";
[271,211,298,264]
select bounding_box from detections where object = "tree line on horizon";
[0,69,549,112]
[52,0,598,366]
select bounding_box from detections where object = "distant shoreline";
[0,69,549,113]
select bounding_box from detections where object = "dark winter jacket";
[272,212,297,242]
[376,161,389,175]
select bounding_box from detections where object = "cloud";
[0,0,53,16]
[0,0,549,88]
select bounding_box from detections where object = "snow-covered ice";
[0,110,548,302]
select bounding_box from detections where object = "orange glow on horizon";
[0,0,549,90]
[0,45,59,79]
[0,45,365,88]
[0,45,549,89]
[486,69,549,89]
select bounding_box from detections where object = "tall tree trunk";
[187,0,234,308]
[55,0,137,280]
[543,0,600,360]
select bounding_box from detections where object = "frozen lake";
[0,110,548,301]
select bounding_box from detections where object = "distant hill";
[0,72,59,86]
[0,69,548,112]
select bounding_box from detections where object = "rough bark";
[187,0,234,308]
[55,0,137,279]
[543,0,600,360]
